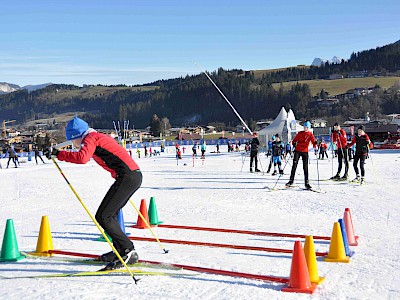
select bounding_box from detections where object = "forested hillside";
[0,41,399,129]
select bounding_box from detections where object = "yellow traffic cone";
[304,236,325,284]
[324,222,350,263]
[31,216,54,257]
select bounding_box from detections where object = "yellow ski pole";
[129,199,169,253]
[51,158,140,284]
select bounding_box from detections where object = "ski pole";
[270,156,292,190]
[367,146,378,184]
[51,158,140,284]
[316,152,321,190]
[256,152,265,175]
[240,152,247,172]
[129,199,169,254]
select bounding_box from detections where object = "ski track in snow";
[0,148,400,299]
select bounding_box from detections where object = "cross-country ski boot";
[103,248,139,270]
[100,250,117,262]
[360,177,365,185]
[255,169,261,172]
[272,170,277,175]
[279,169,284,175]
[286,181,294,188]
[330,173,341,181]
[350,175,360,183]
[337,174,348,181]
[305,182,312,190]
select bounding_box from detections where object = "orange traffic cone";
[304,236,325,284]
[324,222,350,263]
[282,241,317,294]
[31,216,54,257]
[344,208,359,246]
[132,199,153,229]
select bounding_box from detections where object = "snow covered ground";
[1,146,399,299]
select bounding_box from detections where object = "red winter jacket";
[57,131,139,179]
[292,131,317,153]
[331,129,347,149]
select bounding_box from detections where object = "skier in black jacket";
[347,125,371,184]
[250,132,260,172]
[34,147,45,164]
[6,146,18,168]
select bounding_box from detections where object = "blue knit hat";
[65,116,89,140]
[303,121,311,128]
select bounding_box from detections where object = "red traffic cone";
[282,241,317,294]
[344,208,359,246]
[132,199,153,229]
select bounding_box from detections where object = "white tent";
[257,107,304,147]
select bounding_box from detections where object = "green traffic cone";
[148,197,163,225]
[0,219,25,262]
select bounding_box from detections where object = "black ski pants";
[337,147,349,175]
[250,151,258,170]
[95,170,142,255]
[289,151,309,184]
[353,154,366,177]
[35,153,45,164]
[7,157,17,168]
[319,150,328,159]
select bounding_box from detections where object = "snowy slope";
[0,147,399,299]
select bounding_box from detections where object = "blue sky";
[1,0,399,86]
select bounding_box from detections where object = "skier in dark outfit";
[6,145,18,168]
[347,125,371,184]
[34,147,45,164]
[250,132,260,172]
[271,134,284,175]
[44,116,141,269]
[286,121,317,189]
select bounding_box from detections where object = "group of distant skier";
[0,144,46,169]
[0,114,374,274]
[248,121,371,189]
[330,123,371,184]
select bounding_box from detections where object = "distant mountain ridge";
[0,82,20,94]
[311,56,343,66]
[0,40,399,129]
[0,82,52,94]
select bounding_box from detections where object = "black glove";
[43,147,59,159]
[337,131,341,136]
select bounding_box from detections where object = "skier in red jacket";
[44,116,141,270]
[286,121,317,190]
[330,123,349,180]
